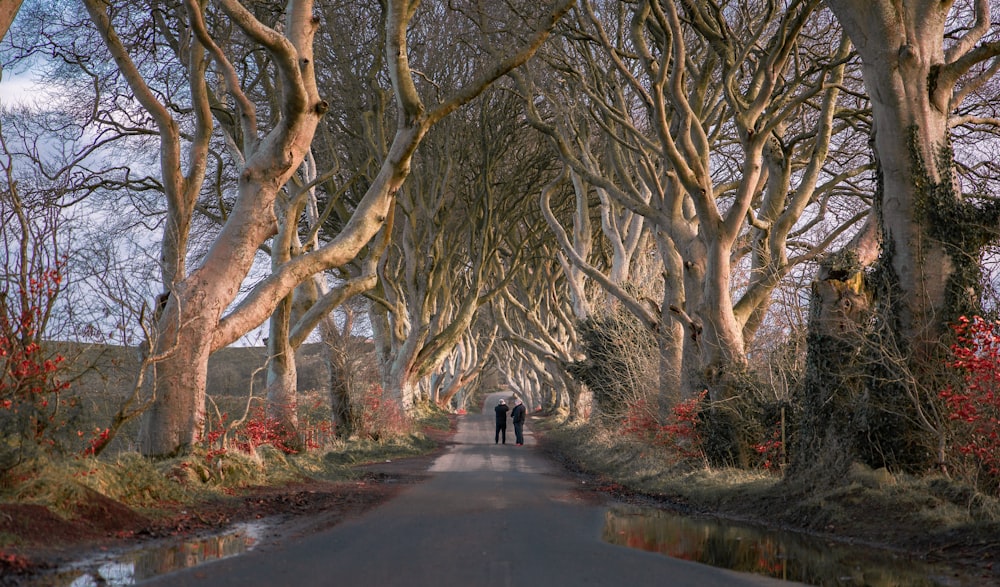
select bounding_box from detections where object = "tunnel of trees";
[2,0,1000,496]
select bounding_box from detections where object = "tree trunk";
[139,283,214,455]
[812,0,1000,471]
[369,296,418,412]
[141,156,311,456]
[321,315,356,438]
[792,249,872,481]
[825,0,961,357]
[563,171,593,320]
[687,237,753,467]
[697,240,747,391]
[265,293,300,450]
[655,232,685,416]
[386,372,420,414]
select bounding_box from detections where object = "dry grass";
[542,421,775,498]
[541,417,1000,554]
[0,410,446,522]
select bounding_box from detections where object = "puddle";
[603,506,979,586]
[27,521,264,586]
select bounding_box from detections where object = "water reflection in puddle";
[37,521,263,587]
[603,506,977,586]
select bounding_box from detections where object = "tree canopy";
[2,0,1000,486]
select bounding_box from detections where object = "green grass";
[319,434,437,473]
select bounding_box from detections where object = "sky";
[0,61,38,107]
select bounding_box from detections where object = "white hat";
[498,399,506,404]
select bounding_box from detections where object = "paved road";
[143,393,800,586]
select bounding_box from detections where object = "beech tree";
[800,0,1000,472]
[368,88,551,411]
[816,2,1000,356]
[175,2,385,442]
[492,238,592,417]
[79,0,331,457]
[433,324,498,409]
[518,0,870,444]
[71,0,575,456]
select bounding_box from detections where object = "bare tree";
[367,90,546,411]
[518,2,871,449]
[0,111,103,464]
[820,0,1000,352]
[434,325,498,409]
[68,0,574,456]
[493,247,590,418]
[802,0,1000,473]
[77,0,330,456]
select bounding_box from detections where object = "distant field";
[48,342,333,454]
[57,342,329,398]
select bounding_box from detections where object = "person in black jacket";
[494,398,509,444]
[510,398,526,446]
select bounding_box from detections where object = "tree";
[76,0,334,456]
[0,122,68,466]
[369,89,549,411]
[822,0,1000,352]
[434,325,498,409]
[519,1,871,457]
[804,0,1000,472]
[129,0,573,456]
[0,109,113,463]
[493,246,590,417]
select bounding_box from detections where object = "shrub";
[939,315,1000,493]
[357,384,410,441]
[752,426,784,473]
[1,264,77,472]
[568,309,659,421]
[621,391,707,464]
[203,405,300,462]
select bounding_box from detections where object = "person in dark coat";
[511,398,526,446]
[494,398,509,444]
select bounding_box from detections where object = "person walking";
[511,398,526,446]
[494,398,509,444]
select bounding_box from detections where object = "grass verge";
[0,406,452,529]
[539,417,1000,560]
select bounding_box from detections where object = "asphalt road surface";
[142,393,801,586]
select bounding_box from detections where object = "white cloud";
[0,68,38,107]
